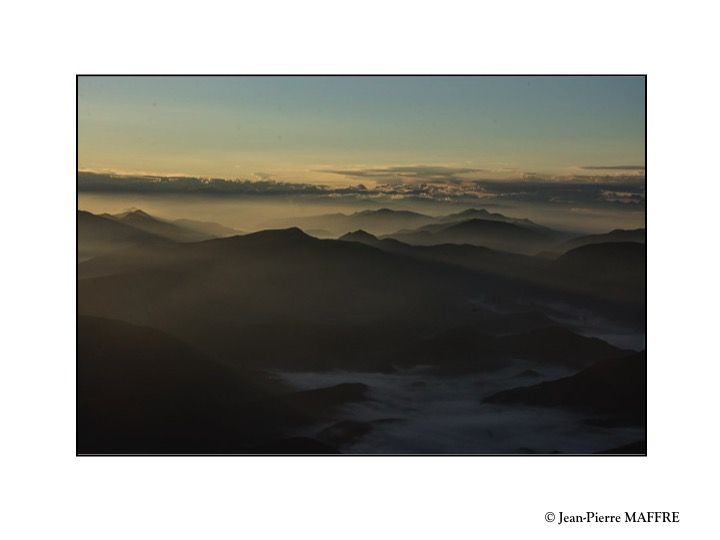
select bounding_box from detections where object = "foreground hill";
[485,351,646,426]
[78,315,283,453]
[78,316,371,453]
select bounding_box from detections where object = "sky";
[78,76,645,185]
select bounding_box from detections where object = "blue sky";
[78,76,645,184]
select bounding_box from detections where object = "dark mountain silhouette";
[494,326,631,368]
[78,316,368,454]
[402,325,631,373]
[340,229,544,281]
[554,241,645,274]
[78,228,487,370]
[384,218,560,254]
[78,225,642,372]
[316,419,384,446]
[551,242,646,308]
[485,351,646,426]
[339,229,380,244]
[513,369,542,379]
[77,210,169,260]
[434,208,550,231]
[77,315,284,453]
[106,209,214,242]
[284,383,370,418]
[559,228,645,253]
[340,232,642,319]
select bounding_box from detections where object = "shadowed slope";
[559,228,645,253]
[384,218,560,254]
[78,316,372,453]
[77,210,169,260]
[78,229,481,369]
[107,209,214,242]
[485,351,646,426]
[77,316,284,453]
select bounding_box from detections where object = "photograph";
[8,1,720,537]
[76,75,646,455]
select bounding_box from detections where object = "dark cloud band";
[78,171,645,209]
[580,165,645,170]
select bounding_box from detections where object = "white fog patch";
[277,361,643,454]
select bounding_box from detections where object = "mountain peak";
[115,208,155,221]
[243,227,312,242]
[339,229,378,243]
[355,208,426,218]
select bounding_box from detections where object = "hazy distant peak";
[559,228,646,253]
[441,208,543,229]
[116,208,154,219]
[243,227,312,242]
[339,230,379,242]
[443,218,532,231]
[355,208,428,218]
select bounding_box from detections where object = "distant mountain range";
[267,207,582,254]
[383,217,562,254]
[78,209,239,260]
[339,229,645,313]
[102,209,219,242]
[426,207,552,231]
[267,206,551,235]
[265,208,433,236]
[78,210,169,260]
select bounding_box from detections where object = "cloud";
[78,171,349,196]
[469,177,645,207]
[78,170,645,209]
[320,165,487,184]
[580,165,645,171]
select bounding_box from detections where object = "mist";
[278,365,644,454]
[78,192,643,235]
